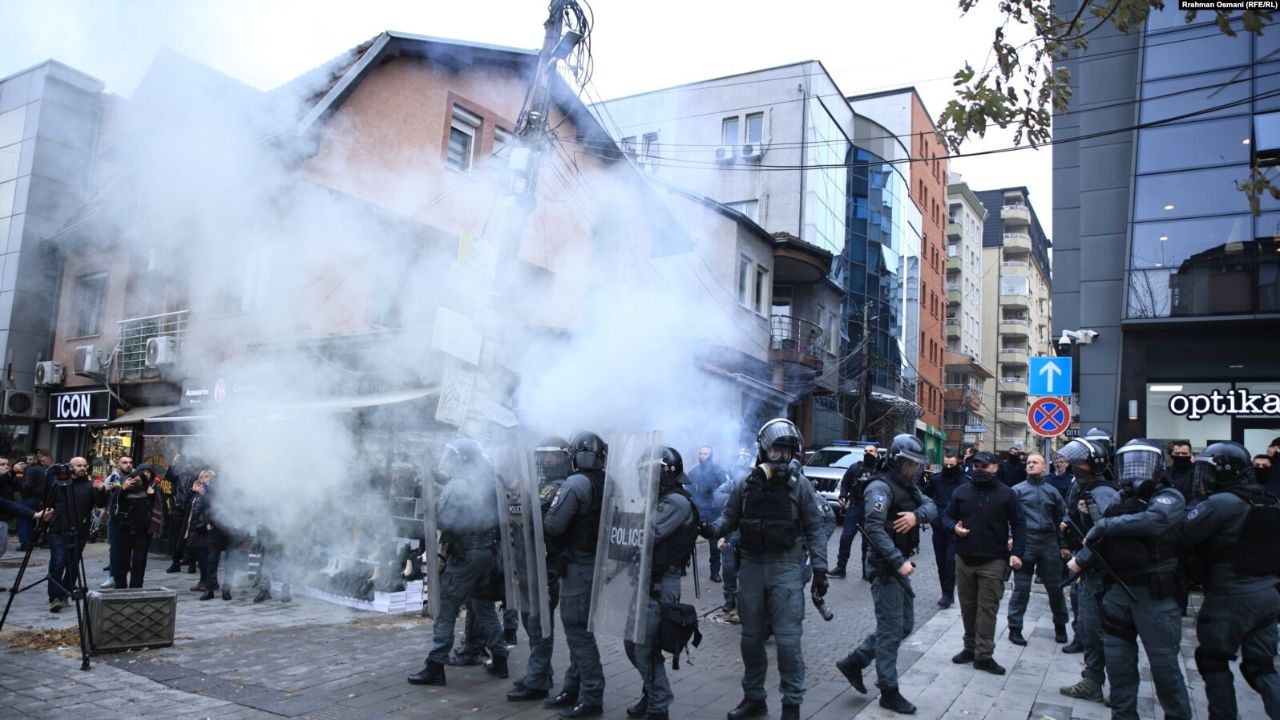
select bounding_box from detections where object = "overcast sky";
[0,0,1052,227]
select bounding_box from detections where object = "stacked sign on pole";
[1027,357,1072,438]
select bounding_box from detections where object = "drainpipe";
[797,70,809,240]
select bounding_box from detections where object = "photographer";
[110,466,160,588]
[46,457,107,612]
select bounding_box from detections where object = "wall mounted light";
[1128,400,1139,420]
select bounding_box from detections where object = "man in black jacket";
[17,450,50,551]
[922,452,969,608]
[997,445,1027,487]
[46,457,107,612]
[1166,440,1197,503]
[829,445,879,578]
[942,452,1025,675]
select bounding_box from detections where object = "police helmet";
[885,434,928,482]
[1114,439,1165,498]
[639,446,684,489]
[569,431,608,472]
[1194,441,1252,493]
[535,436,572,482]
[1053,438,1107,474]
[437,437,484,480]
[1084,427,1115,472]
[757,418,803,461]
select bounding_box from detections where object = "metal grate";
[116,310,188,376]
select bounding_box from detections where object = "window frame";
[721,116,740,146]
[446,106,483,172]
[73,271,108,338]
[745,112,764,145]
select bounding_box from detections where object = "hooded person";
[922,451,970,608]
[684,445,729,582]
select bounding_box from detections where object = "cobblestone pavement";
[0,530,957,719]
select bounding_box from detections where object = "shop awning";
[145,386,439,424]
[105,405,182,426]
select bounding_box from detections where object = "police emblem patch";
[1187,508,1199,520]
[873,493,887,513]
[1155,496,1173,505]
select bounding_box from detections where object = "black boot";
[878,687,917,714]
[165,562,181,573]
[506,684,549,701]
[781,704,799,720]
[626,692,649,718]
[544,688,579,708]
[726,697,767,720]
[559,704,603,718]
[200,587,216,601]
[407,660,446,686]
[222,586,232,601]
[1062,638,1084,654]
[1054,624,1068,643]
[487,655,509,679]
[836,654,867,694]
[1009,629,1027,646]
[186,564,196,574]
[253,587,271,603]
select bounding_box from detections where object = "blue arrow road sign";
[1029,357,1072,396]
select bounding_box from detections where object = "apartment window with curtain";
[738,255,752,307]
[754,266,769,315]
[446,107,482,171]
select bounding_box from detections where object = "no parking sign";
[1028,397,1071,437]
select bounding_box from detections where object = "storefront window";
[1146,382,1231,449]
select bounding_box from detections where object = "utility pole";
[857,303,871,441]
[510,0,576,199]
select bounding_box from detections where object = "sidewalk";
[831,586,1267,720]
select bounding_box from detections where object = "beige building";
[976,187,1053,454]
[943,175,992,452]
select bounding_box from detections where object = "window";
[1140,69,1251,124]
[446,107,482,171]
[73,272,107,337]
[1133,165,1273,220]
[745,113,763,145]
[621,136,636,158]
[827,310,839,354]
[721,117,740,146]
[1000,276,1030,295]
[642,132,659,167]
[1255,111,1280,166]
[1136,116,1249,174]
[726,199,759,222]
[493,127,513,157]
[772,284,792,317]
[754,265,769,314]
[947,243,958,257]
[738,255,752,306]
[1143,25,1250,80]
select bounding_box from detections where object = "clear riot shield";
[419,469,443,620]
[588,431,661,645]
[491,444,551,624]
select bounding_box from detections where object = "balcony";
[998,405,1027,424]
[770,315,824,370]
[117,309,189,377]
[945,318,961,339]
[947,255,962,272]
[999,346,1029,365]
[947,221,961,240]
[1000,376,1029,394]
[1002,204,1031,225]
[1002,231,1032,254]
[998,317,1031,336]
[1001,259,1029,277]
[947,287,963,304]
[1000,291,1031,310]
[944,383,983,410]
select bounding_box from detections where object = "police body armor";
[565,471,605,556]
[1212,487,1280,578]
[884,477,921,557]
[540,476,567,577]
[1097,490,1181,597]
[739,471,798,553]
[650,486,700,587]
[1066,478,1118,552]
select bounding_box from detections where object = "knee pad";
[1241,657,1277,688]
[1195,647,1232,676]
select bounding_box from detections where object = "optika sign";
[1168,389,1280,421]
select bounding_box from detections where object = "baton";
[853,521,915,599]
[1060,516,1138,602]
[691,540,701,599]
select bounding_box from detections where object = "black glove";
[811,569,828,597]
[698,521,716,540]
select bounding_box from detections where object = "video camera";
[47,463,71,484]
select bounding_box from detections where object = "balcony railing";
[1002,260,1029,269]
[117,310,189,376]
[770,315,825,369]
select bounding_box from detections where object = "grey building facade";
[1053,3,1280,451]
[0,61,103,440]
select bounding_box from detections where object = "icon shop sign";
[49,389,113,424]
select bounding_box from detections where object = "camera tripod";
[0,473,97,670]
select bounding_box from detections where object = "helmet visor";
[535,447,571,481]
[896,458,924,484]
[1053,439,1094,468]
[1115,446,1162,487]
[1193,458,1219,492]
[759,419,803,455]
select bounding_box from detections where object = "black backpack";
[657,601,702,669]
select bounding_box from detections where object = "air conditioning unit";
[740,143,765,161]
[714,145,735,163]
[34,361,65,388]
[3,390,35,417]
[145,336,178,368]
[74,345,103,377]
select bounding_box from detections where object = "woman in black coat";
[110,466,160,589]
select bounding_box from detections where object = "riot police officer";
[1083,439,1191,720]
[541,431,608,719]
[835,434,937,715]
[1058,437,1120,704]
[624,447,697,720]
[701,418,829,720]
[1182,441,1280,718]
[508,437,575,702]
[408,439,507,686]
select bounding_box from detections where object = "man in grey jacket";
[1006,452,1070,646]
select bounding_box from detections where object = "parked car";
[803,442,876,519]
